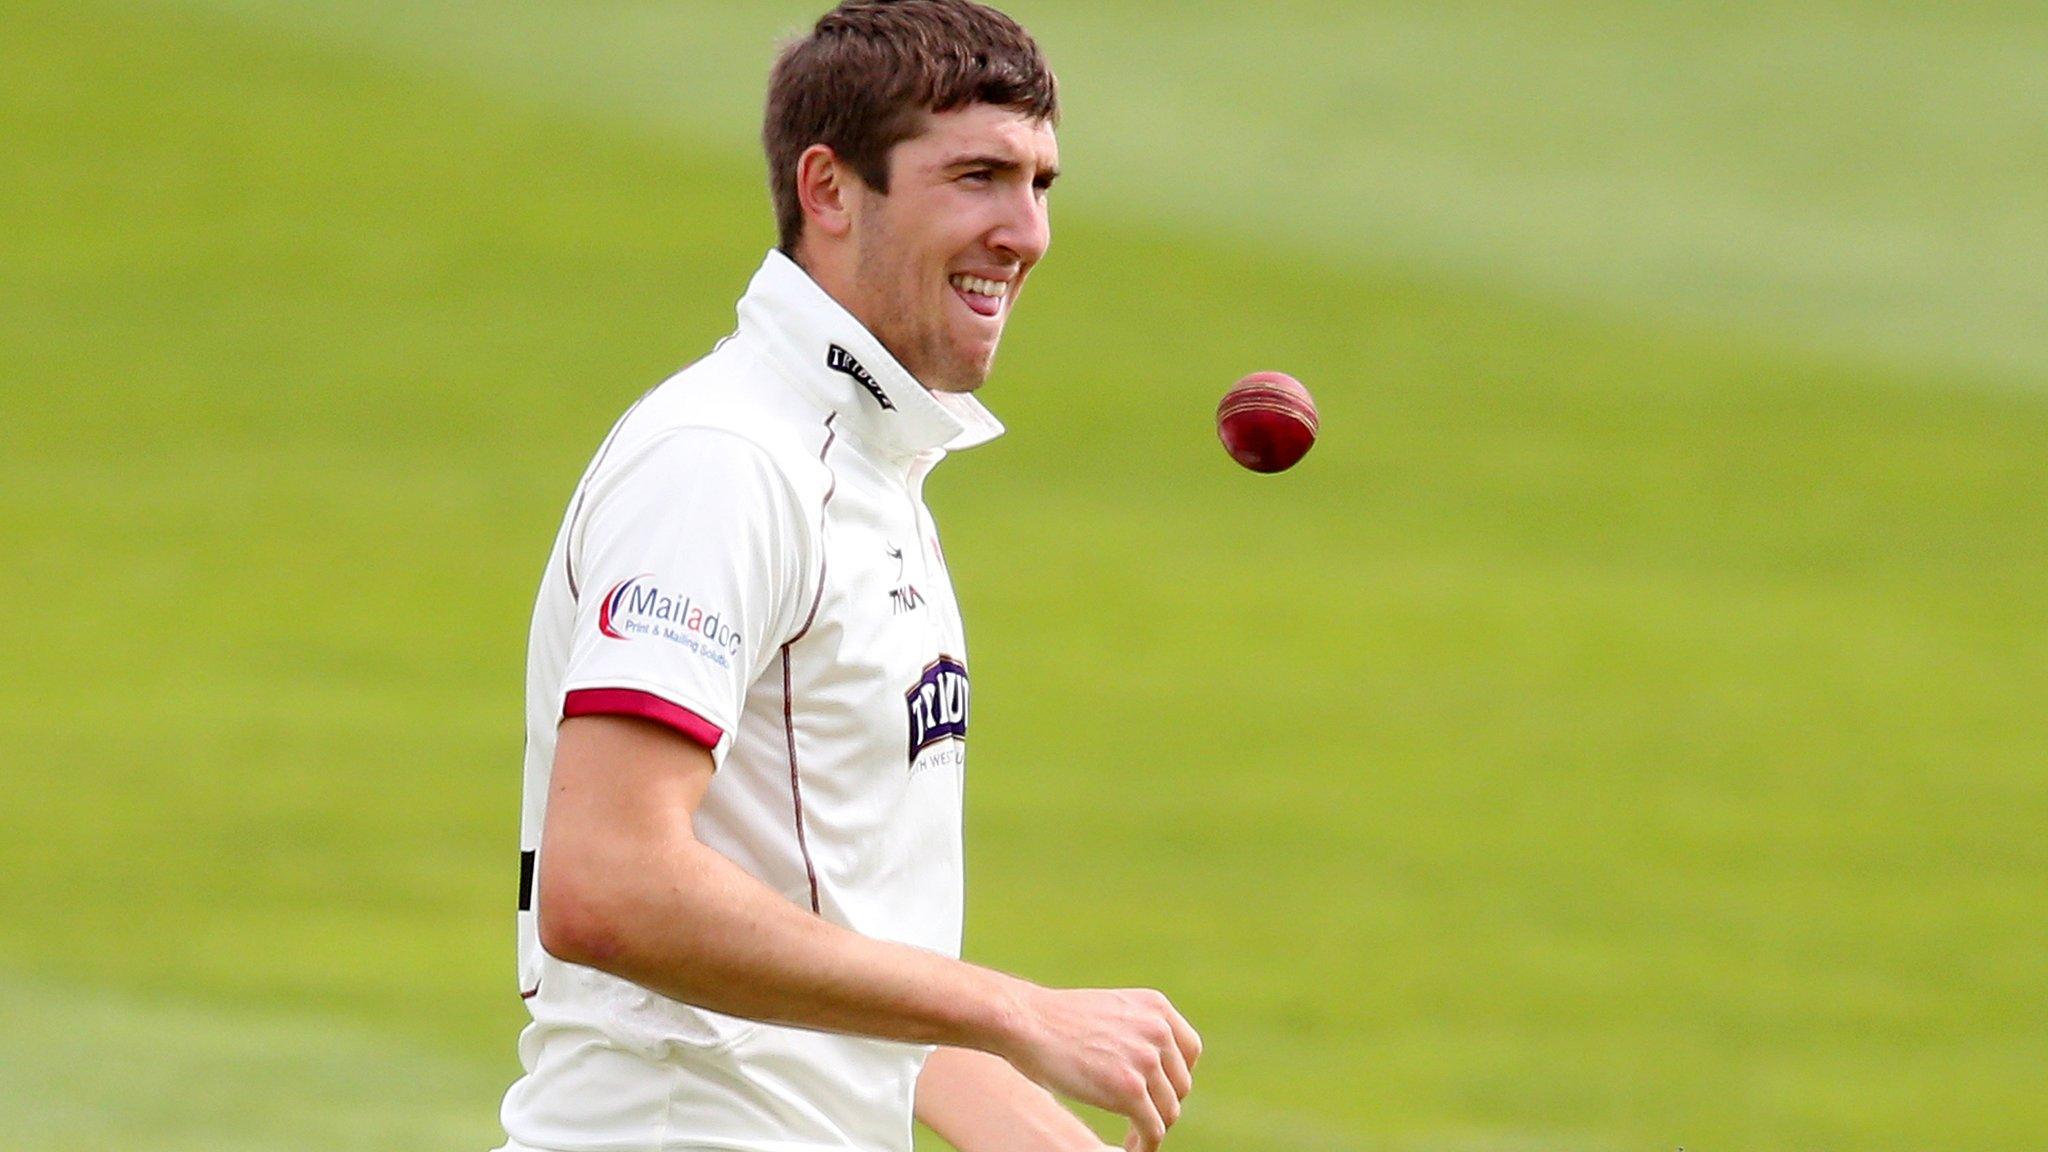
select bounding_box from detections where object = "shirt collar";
[736,249,1006,458]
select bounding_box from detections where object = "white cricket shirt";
[499,250,1003,1152]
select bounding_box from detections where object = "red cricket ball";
[1216,371,1318,473]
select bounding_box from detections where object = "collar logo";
[827,344,895,411]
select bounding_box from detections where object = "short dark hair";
[763,0,1060,253]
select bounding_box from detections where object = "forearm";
[544,826,1029,1053]
[917,1046,1106,1152]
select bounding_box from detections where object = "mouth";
[948,272,1011,319]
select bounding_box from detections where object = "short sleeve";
[558,427,814,763]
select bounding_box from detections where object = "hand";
[999,986,1202,1152]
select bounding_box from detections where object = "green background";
[3,2,2043,1149]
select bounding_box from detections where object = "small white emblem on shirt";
[885,543,923,613]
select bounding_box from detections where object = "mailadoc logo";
[906,655,969,760]
[597,574,742,658]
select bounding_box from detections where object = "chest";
[783,453,970,778]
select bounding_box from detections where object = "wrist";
[967,967,1041,1059]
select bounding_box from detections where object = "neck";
[790,241,869,335]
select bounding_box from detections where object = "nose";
[989,183,1051,268]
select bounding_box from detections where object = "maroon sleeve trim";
[562,688,725,750]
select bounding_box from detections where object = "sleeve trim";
[562,688,725,751]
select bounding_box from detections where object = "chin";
[928,371,987,395]
[928,345,997,394]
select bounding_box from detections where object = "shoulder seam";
[785,412,839,647]
[563,384,660,600]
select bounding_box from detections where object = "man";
[494,4,1199,1152]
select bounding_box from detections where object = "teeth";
[950,274,1009,299]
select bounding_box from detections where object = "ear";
[795,144,856,243]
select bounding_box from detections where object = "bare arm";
[917,1046,1110,1152]
[538,714,1202,1151]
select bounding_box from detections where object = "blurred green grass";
[96,0,2048,384]
[2,1,2044,1150]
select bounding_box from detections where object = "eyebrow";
[945,154,1061,185]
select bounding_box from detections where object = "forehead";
[897,104,1059,168]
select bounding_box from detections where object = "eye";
[959,169,994,186]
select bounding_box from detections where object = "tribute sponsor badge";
[905,656,969,762]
